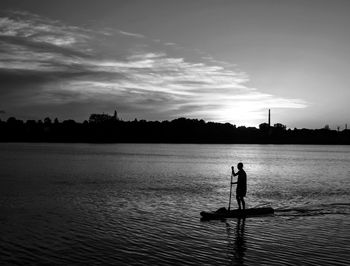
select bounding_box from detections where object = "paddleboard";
[200,207,274,220]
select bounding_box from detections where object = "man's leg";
[236,195,241,210]
[241,197,245,210]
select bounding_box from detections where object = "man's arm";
[231,166,238,176]
[231,166,238,184]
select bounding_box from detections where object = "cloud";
[0,10,307,125]
[54,52,306,124]
[0,12,89,47]
[118,30,145,38]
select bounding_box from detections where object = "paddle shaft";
[228,173,233,211]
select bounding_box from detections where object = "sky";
[0,0,349,128]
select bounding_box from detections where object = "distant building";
[259,109,286,132]
[89,109,119,123]
[113,110,119,120]
[259,109,271,131]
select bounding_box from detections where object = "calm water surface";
[0,143,349,265]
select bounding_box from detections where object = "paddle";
[228,169,233,211]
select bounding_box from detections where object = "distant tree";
[26,120,37,126]
[44,117,52,125]
[274,123,286,130]
[7,117,17,124]
[259,123,270,131]
[62,119,76,126]
[1,114,350,144]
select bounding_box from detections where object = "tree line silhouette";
[0,114,349,144]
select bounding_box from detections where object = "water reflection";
[226,218,246,265]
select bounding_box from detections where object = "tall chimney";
[268,109,271,127]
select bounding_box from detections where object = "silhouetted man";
[231,162,247,210]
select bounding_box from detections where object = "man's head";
[237,162,243,170]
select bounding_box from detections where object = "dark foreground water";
[0,143,349,265]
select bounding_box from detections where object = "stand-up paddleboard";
[200,207,274,220]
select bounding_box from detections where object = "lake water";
[0,143,349,265]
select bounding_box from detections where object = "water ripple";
[1,143,350,265]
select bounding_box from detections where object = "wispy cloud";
[0,12,89,47]
[0,10,307,125]
[118,30,145,38]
